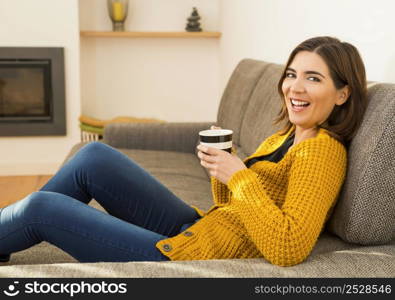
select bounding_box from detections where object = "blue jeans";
[0,142,201,262]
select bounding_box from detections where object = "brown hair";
[274,36,368,148]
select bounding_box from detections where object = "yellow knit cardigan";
[156,126,347,266]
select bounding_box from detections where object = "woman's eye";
[308,76,321,82]
[285,73,320,82]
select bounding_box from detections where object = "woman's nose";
[290,78,305,93]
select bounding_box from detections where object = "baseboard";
[0,162,59,176]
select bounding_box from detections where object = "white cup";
[199,129,233,153]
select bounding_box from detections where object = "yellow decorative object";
[79,115,165,127]
[155,126,347,266]
[79,114,165,142]
[112,2,124,21]
[107,0,129,31]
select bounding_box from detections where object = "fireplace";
[0,47,66,136]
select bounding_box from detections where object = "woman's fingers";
[197,150,217,163]
[210,125,222,130]
[197,145,221,156]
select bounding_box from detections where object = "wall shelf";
[80,31,221,38]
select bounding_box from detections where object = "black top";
[245,132,295,168]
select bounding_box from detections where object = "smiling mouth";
[289,98,311,112]
[290,98,310,107]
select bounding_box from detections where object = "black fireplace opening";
[0,47,66,136]
[0,60,52,120]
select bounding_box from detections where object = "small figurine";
[186,7,202,32]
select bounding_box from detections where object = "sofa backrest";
[217,59,395,245]
[217,59,272,148]
[239,62,285,155]
[327,82,395,245]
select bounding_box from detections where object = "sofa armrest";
[103,122,215,153]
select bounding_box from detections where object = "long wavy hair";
[273,36,368,148]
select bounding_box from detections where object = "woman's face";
[282,51,349,130]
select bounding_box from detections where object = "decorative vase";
[107,0,129,31]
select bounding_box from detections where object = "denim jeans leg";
[40,142,201,237]
[0,191,170,262]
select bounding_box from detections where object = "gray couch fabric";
[327,83,395,244]
[217,59,271,147]
[1,233,394,277]
[1,59,394,278]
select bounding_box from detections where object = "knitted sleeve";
[226,138,347,266]
[210,176,231,205]
[209,145,239,206]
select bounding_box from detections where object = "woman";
[0,36,367,267]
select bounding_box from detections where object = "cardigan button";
[183,231,194,237]
[162,244,172,252]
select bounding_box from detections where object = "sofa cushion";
[120,148,213,211]
[217,59,271,147]
[239,62,285,155]
[327,83,395,244]
[4,233,394,277]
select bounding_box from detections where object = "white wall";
[0,0,81,175]
[79,0,221,122]
[219,0,395,91]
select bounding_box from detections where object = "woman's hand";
[196,144,247,185]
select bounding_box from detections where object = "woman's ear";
[336,85,350,106]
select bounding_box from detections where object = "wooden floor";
[0,175,53,209]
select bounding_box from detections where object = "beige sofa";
[1,59,394,277]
